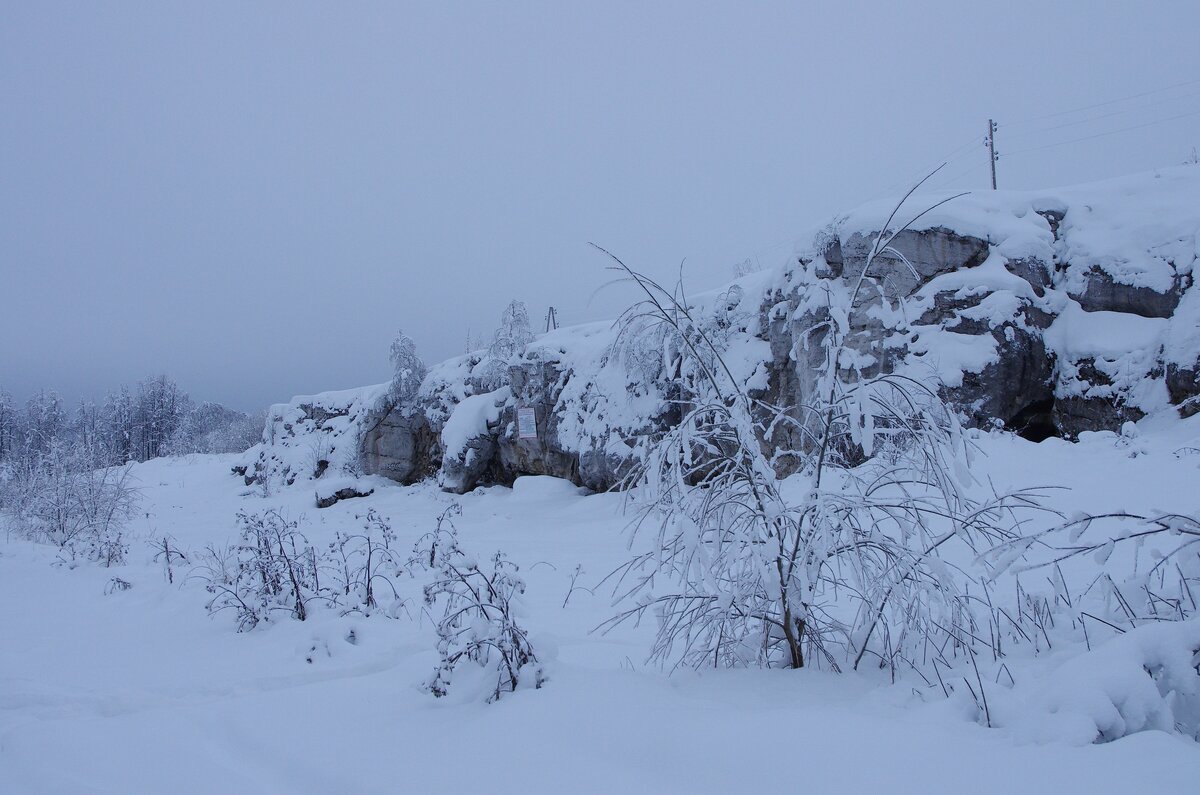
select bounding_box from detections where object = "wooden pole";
[987,119,998,190]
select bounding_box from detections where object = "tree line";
[0,375,264,470]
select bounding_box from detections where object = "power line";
[734,82,1200,269]
[1003,76,1200,128]
[874,132,985,200]
[1001,91,1200,138]
[1003,107,1200,157]
[923,151,990,191]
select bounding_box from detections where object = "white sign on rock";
[517,406,538,440]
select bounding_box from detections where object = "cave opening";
[1008,397,1059,442]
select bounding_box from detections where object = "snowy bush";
[986,510,1200,624]
[416,504,545,702]
[202,509,328,631]
[596,184,1044,674]
[327,508,407,616]
[197,509,411,630]
[0,441,137,566]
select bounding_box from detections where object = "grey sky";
[3,2,1198,411]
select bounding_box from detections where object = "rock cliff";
[239,167,1200,497]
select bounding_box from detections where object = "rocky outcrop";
[833,227,991,296]
[315,483,375,509]
[240,167,1200,495]
[763,221,1062,447]
[494,362,582,485]
[359,409,436,484]
[439,430,499,493]
[237,385,389,489]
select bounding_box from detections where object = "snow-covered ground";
[3,418,1200,793]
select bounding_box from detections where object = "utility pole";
[545,306,558,333]
[987,118,998,190]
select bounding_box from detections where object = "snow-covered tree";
[464,328,486,354]
[21,390,65,464]
[479,299,534,389]
[388,330,427,408]
[100,386,137,464]
[164,402,262,456]
[598,182,1036,674]
[488,300,534,362]
[0,389,16,464]
[133,375,190,461]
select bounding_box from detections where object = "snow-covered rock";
[233,384,390,488]
[245,166,1200,493]
[768,166,1200,441]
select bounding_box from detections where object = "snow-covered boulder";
[234,384,390,488]
[438,387,508,494]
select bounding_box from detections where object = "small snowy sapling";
[416,504,546,702]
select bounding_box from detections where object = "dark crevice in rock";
[1009,397,1059,442]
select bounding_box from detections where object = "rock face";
[495,362,582,485]
[1070,266,1185,319]
[767,224,1061,441]
[239,167,1200,495]
[1167,362,1200,418]
[359,409,435,485]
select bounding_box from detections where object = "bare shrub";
[202,509,328,631]
[416,504,545,702]
[1,441,137,566]
[327,508,406,616]
[152,535,188,584]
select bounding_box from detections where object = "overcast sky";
[3,2,1199,411]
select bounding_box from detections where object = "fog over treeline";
[0,375,263,468]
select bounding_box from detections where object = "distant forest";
[0,375,263,468]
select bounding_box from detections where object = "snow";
[4,414,1200,792]
[1045,302,1169,360]
[1166,285,1200,366]
[1046,302,1172,410]
[822,166,1200,295]
[908,330,998,389]
[997,619,1200,746]
[441,387,509,460]
[1052,168,1200,294]
[5,166,1200,789]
